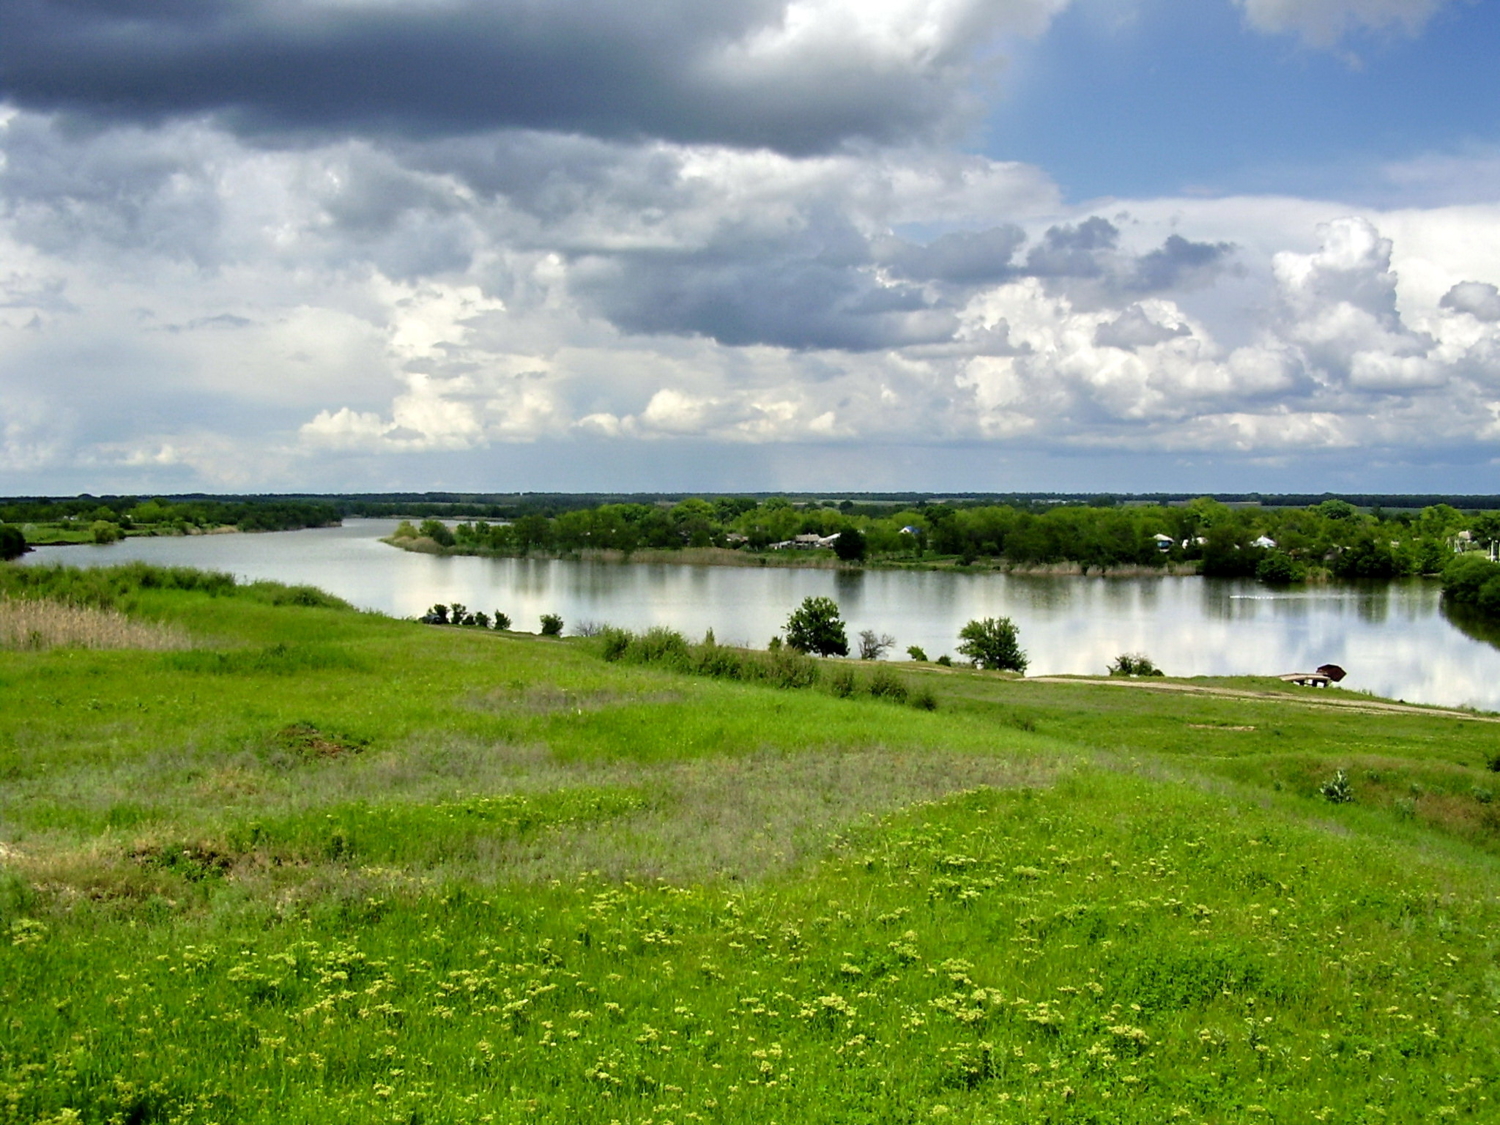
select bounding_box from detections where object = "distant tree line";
[386,495,1500,580]
[0,496,340,542]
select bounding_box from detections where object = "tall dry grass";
[0,596,189,651]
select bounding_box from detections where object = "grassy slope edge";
[2,567,1499,1124]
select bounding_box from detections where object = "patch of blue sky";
[983,0,1499,205]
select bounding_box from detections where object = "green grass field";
[3,566,1500,1124]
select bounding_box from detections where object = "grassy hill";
[2,566,1499,1124]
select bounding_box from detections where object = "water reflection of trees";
[1441,602,1500,652]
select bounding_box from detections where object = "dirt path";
[1026,676,1500,724]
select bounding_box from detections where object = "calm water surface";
[22,519,1500,711]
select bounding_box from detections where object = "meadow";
[3,564,1500,1123]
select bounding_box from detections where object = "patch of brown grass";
[0,597,189,651]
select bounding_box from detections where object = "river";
[19,519,1500,711]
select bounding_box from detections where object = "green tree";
[783,596,849,657]
[956,617,1027,673]
[0,524,26,560]
[833,528,867,562]
[418,519,455,547]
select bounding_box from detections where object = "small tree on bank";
[957,617,1027,673]
[834,528,867,562]
[784,596,849,657]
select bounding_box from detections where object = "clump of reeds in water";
[0,597,189,651]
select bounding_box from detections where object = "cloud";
[1094,304,1192,350]
[0,0,1070,154]
[1235,0,1459,45]
[2,101,1500,490]
[1441,281,1500,322]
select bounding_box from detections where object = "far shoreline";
[380,533,1213,578]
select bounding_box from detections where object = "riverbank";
[383,533,1205,577]
[4,568,1500,1122]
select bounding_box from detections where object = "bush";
[539,613,564,636]
[910,686,938,711]
[906,645,928,662]
[867,667,909,703]
[784,596,849,657]
[493,611,511,631]
[827,666,857,698]
[935,654,953,667]
[1109,652,1164,677]
[857,629,895,660]
[1442,554,1500,616]
[0,524,26,560]
[833,528,867,562]
[956,617,1028,673]
[1256,551,1303,584]
[1320,769,1354,804]
[418,519,455,548]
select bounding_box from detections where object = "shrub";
[910,686,938,711]
[1442,554,1500,612]
[1256,551,1303,584]
[418,519,455,548]
[956,617,1028,673]
[630,626,690,667]
[0,524,26,560]
[867,667,909,703]
[1320,769,1354,804]
[763,646,821,689]
[539,613,564,636]
[827,666,857,698]
[857,629,895,660]
[833,528,867,562]
[906,645,928,662]
[492,611,511,631]
[572,620,605,637]
[1109,653,1164,677]
[784,596,849,657]
[935,654,953,667]
[598,626,632,661]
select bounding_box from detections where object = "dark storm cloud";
[1093,305,1191,350]
[578,249,956,352]
[0,0,984,153]
[1127,233,1235,292]
[572,217,1236,352]
[1023,216,1119,278]
[879,225,1026,284]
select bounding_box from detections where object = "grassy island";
[3,563,1500,1123]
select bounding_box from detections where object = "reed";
[0,596,189,651]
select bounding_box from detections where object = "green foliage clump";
[956,616,1028,673]
[0,561,349,612]
[1109,652,1164,677]
[418,518,455,547]
[1320,769,1354,804]
[833,527,867,562]
[784,595,849,657]
[906,644,928,662]
[600,625,822,691]
[539,613,565,636]
[0,523,26,560]
[1442,553,1500,618]
[1256,551,1304,584]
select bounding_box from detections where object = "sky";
[1,0,1498,496]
